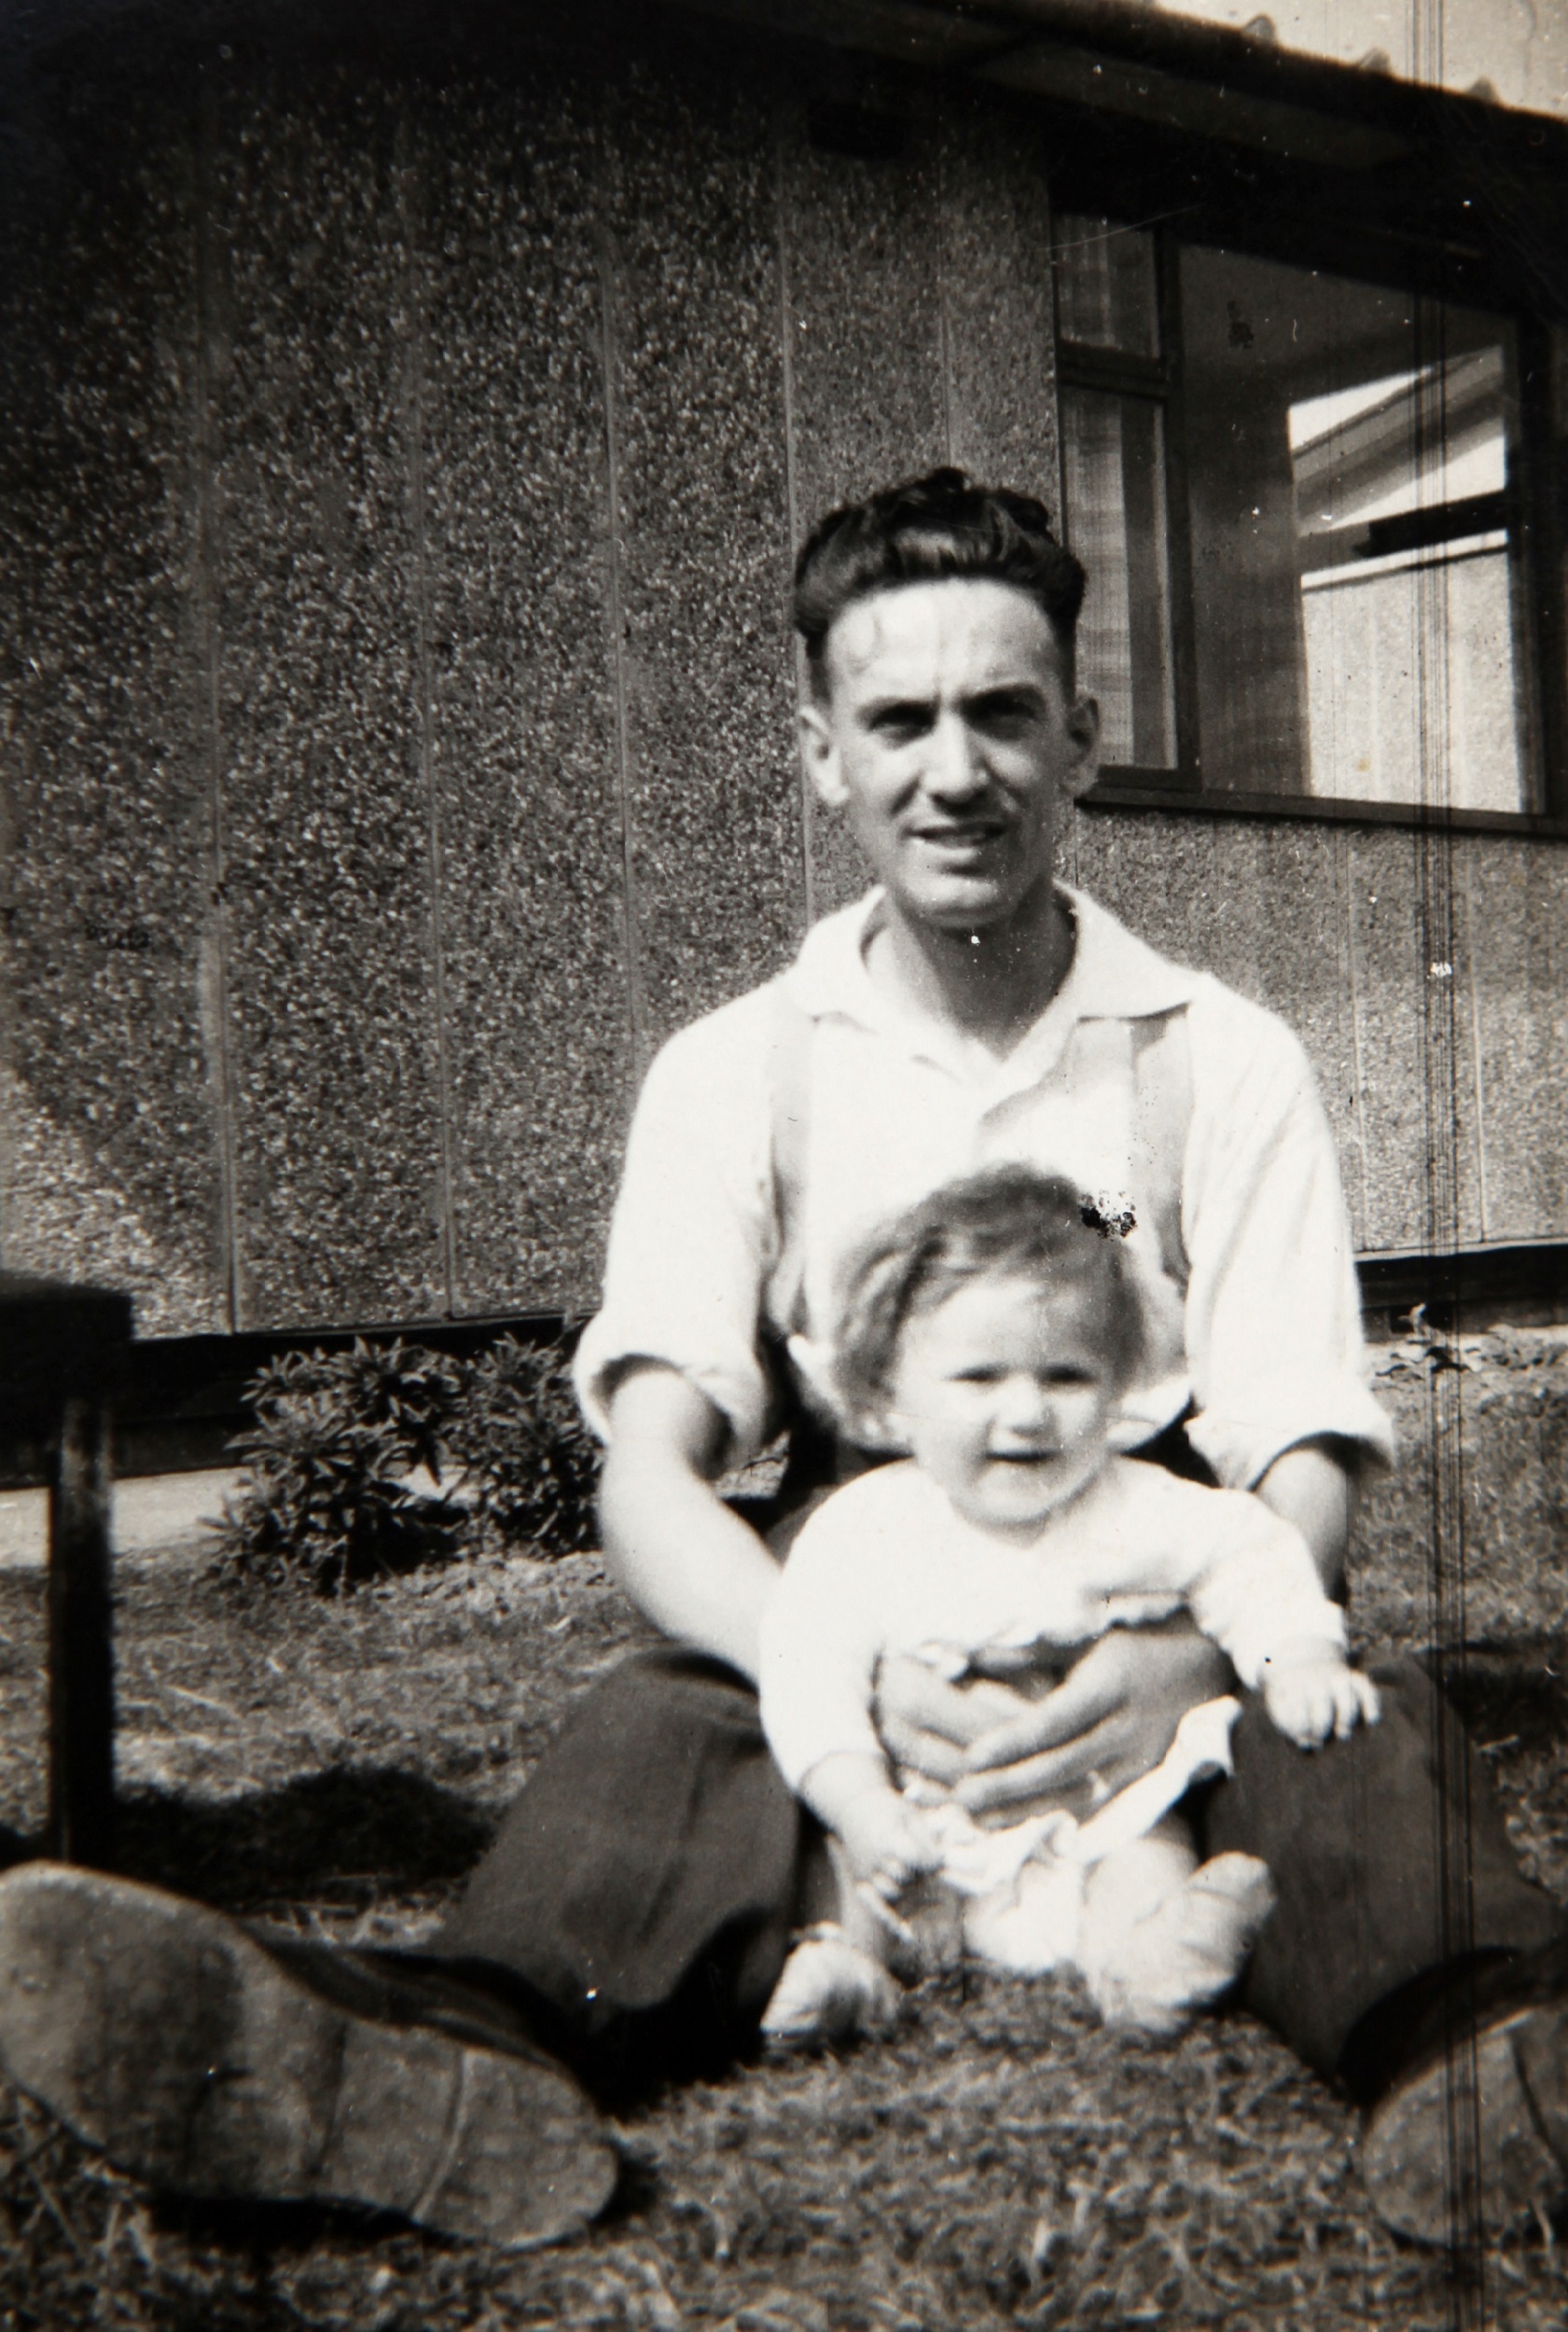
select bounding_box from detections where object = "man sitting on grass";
[0,470,1564,2256]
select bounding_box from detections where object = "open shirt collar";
[784,884,1201,1089]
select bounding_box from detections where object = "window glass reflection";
[1055,215,1160,358]
[1061,387,1176,769]
[1179,244,1528,812]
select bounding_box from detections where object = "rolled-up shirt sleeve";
[1180,983,1395,1491]
[573,990,780,1464]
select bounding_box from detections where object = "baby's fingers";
[1264,1670,1330,1748]
[1334,1671,1381,1738]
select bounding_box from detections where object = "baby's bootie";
[759,1924,902,2050]
[1087,1853,1276,2038]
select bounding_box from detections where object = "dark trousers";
[436,1639,1562,2100]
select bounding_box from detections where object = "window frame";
[1052,201,1568,839]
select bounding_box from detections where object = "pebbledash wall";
[2,3,1566,1378]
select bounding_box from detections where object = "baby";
[758,1163,1380,2047]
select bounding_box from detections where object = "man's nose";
[922,714,988,801]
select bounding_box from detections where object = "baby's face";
[883,1270,1117,1536]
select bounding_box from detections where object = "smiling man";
[534,470,1568,2244]
[4,470,1566,2254]
[575,473,1386,1688]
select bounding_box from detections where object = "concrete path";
[0,1470,241,1569]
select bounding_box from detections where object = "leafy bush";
[446,1334,601,1555]
[215,1332,600,1591]
[214,1342,464,1594]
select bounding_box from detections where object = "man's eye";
[868,707,932,743]
[971,695,1039,736]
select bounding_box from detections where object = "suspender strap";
[763,986,1194,1505]
[1129,1009,1193,1290]
[770,996,1193,1305]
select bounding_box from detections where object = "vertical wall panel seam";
[935,104,953,467]
[1344,845,1373,1243]
[1460,841,1492,1242]
[193,67,243,1335]
[774,105,814,933]
[399,112,458,1317]
[594,106,648,1083]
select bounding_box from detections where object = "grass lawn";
[0,1545,1566,2330]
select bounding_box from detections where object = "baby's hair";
[833,1165,1148,1427]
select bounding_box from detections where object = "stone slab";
[604,61,803,1055]
[415,67,631,1317]
[0,75,228,1336]
[205,65,448,1328]
[1346,825,1484,1255]
[1459,837,1568,1245]
[781,91,947,920]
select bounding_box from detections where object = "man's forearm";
[1253,1437,1359,1599]
[597,1365,781,1683]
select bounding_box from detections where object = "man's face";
[798,578,1100,934]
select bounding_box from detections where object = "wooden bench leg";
[46,1395,116,1867]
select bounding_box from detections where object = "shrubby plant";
[446,1336,601,1556]
[215,1332,599,1591]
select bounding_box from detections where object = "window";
[1054,215,1547,820]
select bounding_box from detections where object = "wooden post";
[46,1395,116,1867]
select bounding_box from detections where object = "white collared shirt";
[575,884,1394,1491]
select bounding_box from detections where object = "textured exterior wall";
[2,21,1566,1340]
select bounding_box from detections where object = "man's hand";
[873,1653,1047,1790]
[881,1619,1232,1823]
[1263,1654,1381,1749]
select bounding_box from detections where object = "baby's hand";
[1263,1654,1381,1749]
[834,1786,942,1903]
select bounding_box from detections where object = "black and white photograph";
[2,0,1567,2324]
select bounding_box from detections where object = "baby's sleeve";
[1177,1491,1349,1690]
[757,1498,897,1791]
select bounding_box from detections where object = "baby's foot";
[759,1924,902,2050]
[1087,1853,1276,2038]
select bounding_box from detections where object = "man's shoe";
[1361,1938,1568,2246]
[0,1862,618,2249]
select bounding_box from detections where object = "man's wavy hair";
[832,1164,1147,1434]
[793,467,1087,698]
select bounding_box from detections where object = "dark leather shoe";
[0,1862,617,2248]
[1362,1936,1568,2246]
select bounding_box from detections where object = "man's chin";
[895,883,1020,933]
[885,865,1056,937]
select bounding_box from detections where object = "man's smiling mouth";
[911,823,1007,848]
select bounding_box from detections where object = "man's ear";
[1061,691,1101,804]
[798,699,848,811]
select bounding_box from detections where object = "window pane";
[1178,243,1529,812]
[1055,215,1159,356]
[1061,386,1176,768]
